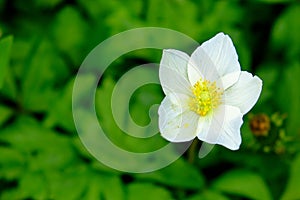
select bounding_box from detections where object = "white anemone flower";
[158,33,262,150]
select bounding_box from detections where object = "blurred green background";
[0,0,300,199]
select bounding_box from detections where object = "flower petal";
[217,71,241,90]
[188,47,219,85]
[158,94,199,142]
[215,105,243,150]
[197,105,243,150]
[196,114,213,141]
[201,32,241,78]
[224,71,262,114]
[159,49,191,95]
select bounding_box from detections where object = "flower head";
[158,33,262,150]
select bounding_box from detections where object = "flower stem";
[188,139,199,164]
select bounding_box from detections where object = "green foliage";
[0,35,13,89]
[135,158,205,189]
[271,4,300,60]
[212,169,272,200]
[21,39,70,112]
[256,63,280,104]
[188,190,230,200]
[0,105,13,126]
[281,153,300,200]
[0,0,299,199]
[51,6,90,65]
[276,63,300,136]
[127,183,172,200]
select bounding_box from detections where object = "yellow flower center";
[189,79,223,116]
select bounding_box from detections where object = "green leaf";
[146,0,201,39]
[271,5,300,60]
[13,0,62,12]
[77,0,142,24]
[51,6,89,65]
[75,0,106,19]
[0,189,22,200]
[276,62,300,135]
[104,5,143,35]
[0,66,18,100]
[127,183,173,200]
[95,77,166,153]
[135,158,205,189]
[46,167,88,200]
[130,84,162,126]
[0,35,13,89]
[72,136,121,175]
[188,190,230,200]
[0,105,13,126]
[281,154,300,200]
[0,146,25,180]
[18,171,48,199]
[33,0,63,9]
[1,38,32,100]
[43,77,80,132]
[82,173,124,200]
[21,39,69,112]
[254,0,297,3]
[256,63,280,104]
[82,175,102,200]
[100,175,125,200]
[0,117,76,170]
[211,169,272,200]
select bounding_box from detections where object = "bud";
[249,114,270,137]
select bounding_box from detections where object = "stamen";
[189,78,223,116]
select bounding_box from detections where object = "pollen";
[189,78,223,116]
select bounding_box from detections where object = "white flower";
[158,32,262,150]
